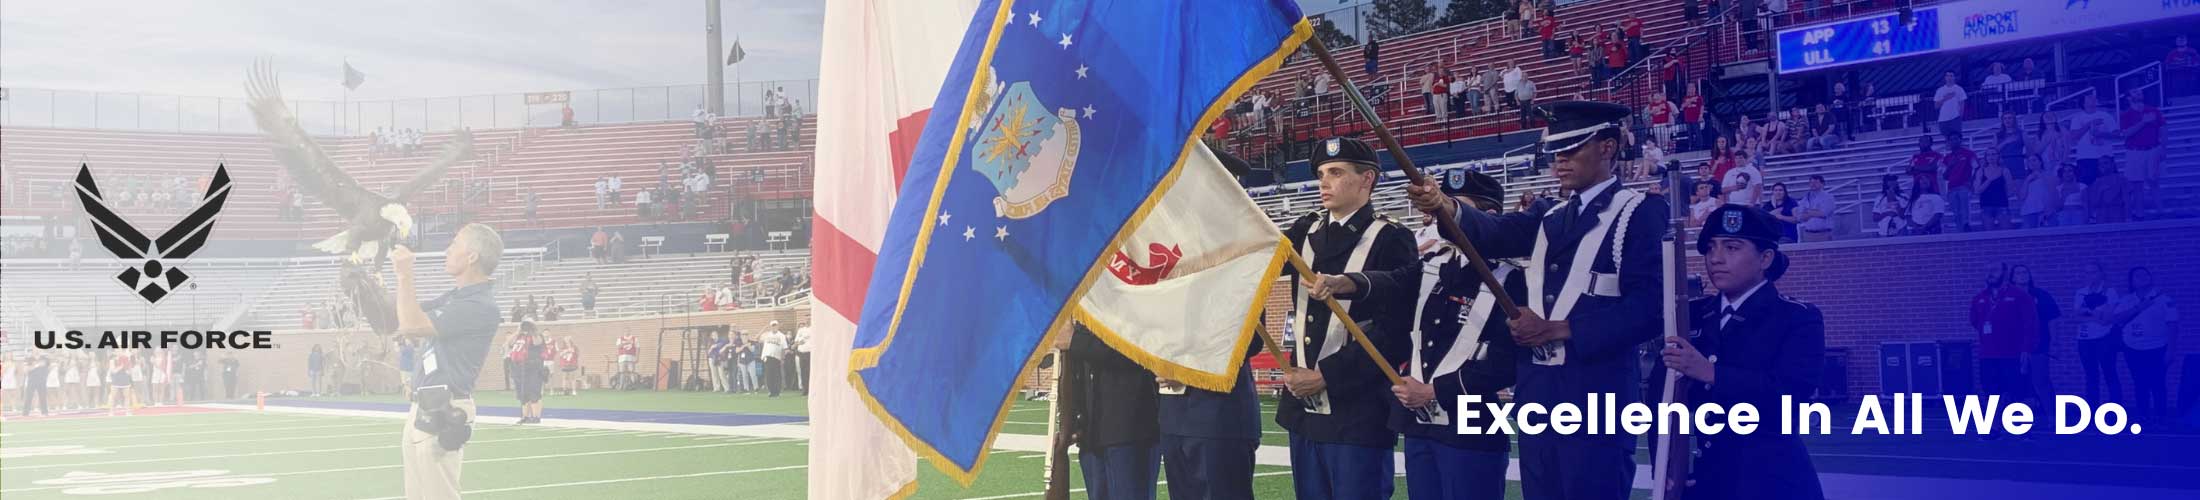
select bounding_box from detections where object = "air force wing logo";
[972,81,1080,219]
[73,164,233,304]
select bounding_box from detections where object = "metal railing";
[0,79,819,136]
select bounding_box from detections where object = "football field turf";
[3,390,2191,499]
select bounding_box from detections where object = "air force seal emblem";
[972,81,1080,219]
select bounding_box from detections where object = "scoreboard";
[1775,8,1942,74]
[1775,0,2200,75]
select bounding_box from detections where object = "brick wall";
[1253,219,2200,401]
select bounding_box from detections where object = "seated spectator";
[1760,182,1801,243]
[1872,176,1910,237]
[1807,104,1843,150]
[1908,185,1948,235]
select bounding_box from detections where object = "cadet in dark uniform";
[1391,170,1527,500]
[1279,136,1420,500]
[1406,101,1669,500]
[1060,324,1161,500]
[1157,337,1262,500]
[1656,204,1826,500]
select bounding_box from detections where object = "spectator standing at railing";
[1500,65,1523,110]
[1829,81,1854,140]
[1980,62,2013,117]
[580,274,600,314]
[590,227,609,264]
[2065,93,2117,185]
[2087,159,2130,224]
[1363,38,1380,80]
[1933,71,1968,143]
[1515,0,1534,41]
[1905,135,1943,195]
[1796,175,1835,243]
[1995,112,2032,183]
[1681,85,1707,151]
[1976,150,2012,231]
[1450,69,1472,118]
[1603,27,1628,89]
[1648,96,1678,147]
[1514,76,1538,127]
[1724,151,1764,206]
[1660,51,1686,103]
[594,177,609,210]
[1418,69,1438,117]
[1855,81,1881,132]
[1943,139,1978,232]
[2166,35,2198,98]
[1623,13,1645,63]
[1433,69,1453,119]
[2054,165,2088,226]
[2018,158,2060,228]
[2120,89,2165,218]
[1537,10,1560,59]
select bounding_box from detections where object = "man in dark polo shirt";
[391,223,504,500]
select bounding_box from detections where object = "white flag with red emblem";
[807,0,977,498]
[1073,141,1286,391]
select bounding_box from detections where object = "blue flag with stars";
[847,0,1308,482]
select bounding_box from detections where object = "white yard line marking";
[0,439,803,494]
[350,464,810,500]
[4,416,340,434]
[3,422,391,444]
[0,430,657,471]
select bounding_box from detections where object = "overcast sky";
[1,0,825,101]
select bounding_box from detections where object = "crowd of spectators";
[368,127,424,157]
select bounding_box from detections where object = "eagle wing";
[392,129,473,201]
[245,59,375,215]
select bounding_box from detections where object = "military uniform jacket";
[1276,207,1420,448]
[1388,247,1526,452]
[1653,283,1826,500]
[1159,338,1264,441]
[1450,182,1667,445]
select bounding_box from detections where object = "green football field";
[2,390,2190,499]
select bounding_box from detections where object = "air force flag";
[846,0,1309,482]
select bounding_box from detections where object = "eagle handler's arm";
[391,245,438,339]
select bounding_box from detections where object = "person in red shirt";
[699,286,719,312]
[1970,263,2039,416]
[1648,97,1677,146]
[555,337,581,396]
[1660,51,1686,102]
[616,333,640,376]
[1907,136,1943,196]
[1681,85,1706,150]
[2166,35,2198,98]
[1537,13,1559,59]
[1604,27,1628,72]
[1942,141,1977,232]
[2121,88,2166,215]
[1623,14,1645,62]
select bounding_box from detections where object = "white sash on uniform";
[1525,189,1646,366]
[1291,215,1390,415]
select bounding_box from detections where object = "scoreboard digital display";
[1775,8,1942,74]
